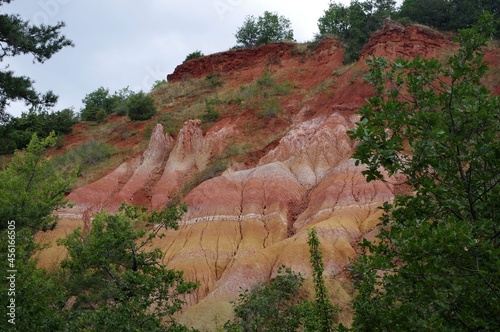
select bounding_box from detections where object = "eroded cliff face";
[37,21,500,330]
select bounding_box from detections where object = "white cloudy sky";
[3,0,401,117]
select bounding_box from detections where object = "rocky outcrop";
[151,119,235,209]
[106,124,174,210]
[167,43,296,82]
[58,120,235,217]
[360,19,454,59]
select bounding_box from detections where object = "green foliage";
[224,266,307,332]
[317,0,397,63]
[0,132,75,331]
[240,71,294,100]
[127,91,157,121]
[80,86,135,121]
[184,50,205,63]
[151,79,167,91]
[51,139,116,177]
[398,0,500,34]
[0,132,75,233]
[201,98,221,123]
[349,15,500,331]
[0,229,67,331]
[224,231,347,332]
[317,2,352,37]
[307,228,338,332]
[0,108,78,154]
[95,107,108,123]
[235,11,294,48]
[58,203,199,331]
[206,72,224,88]
[111,86,135,116]
[397,0,451,30]
[257,97,282,120]
[0,0,73,120]
[81,87,112,121]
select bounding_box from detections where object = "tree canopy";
[399,0,500,33]
[0,0,73,120]
[0,132,75,233]
[317,0,397,62]
[58,203,199,331]
[349,14,500,331]
[235,11,294,48]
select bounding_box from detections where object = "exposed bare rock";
[146,109,395,329]
[360,19,453,59]
[261,111,356,189]
[51,111,393,330]
[57,157,140,219]
[106,124,174,210]
[151,119,235,209]
[34,218,84,269]
[294,158,394,232]
[59,120,235,216]
[167,43,296,82]
[57,124,173,217]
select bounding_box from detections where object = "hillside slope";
[37,20,500,330]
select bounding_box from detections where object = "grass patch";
[51,140,118,186]
[257,98,282,120]
[152,74,225,108]
[239,71,297,100]
[308,77,337,98]
[200,98,221,124]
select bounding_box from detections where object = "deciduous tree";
[317,0,396,63]
[235,11,294,48]
[224,266,307,332]
[58,203,199,331]
[349,15,500,331]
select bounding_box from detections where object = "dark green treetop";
[0,0,73,120]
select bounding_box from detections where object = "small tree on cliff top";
[349,14,500,331]
[235,11,294,48]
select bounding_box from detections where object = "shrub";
[127,91,157,121]
[113,102,128,116]
[224,266,307,331]
[151,79,167,90]
[184,50,204,63]
[95,108,108,123]
[80,87,113,121]
[206,73,224,88]
[258,98,282,120]
[201,99,220,123]
[256,71,275,87]
[80,87,135,121]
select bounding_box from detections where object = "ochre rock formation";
[38,21,500,330]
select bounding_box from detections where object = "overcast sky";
[3,0,401,117]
